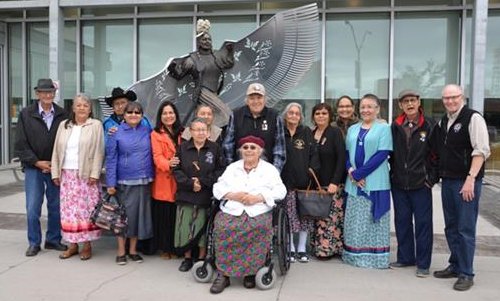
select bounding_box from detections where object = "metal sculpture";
[128,3,319,126]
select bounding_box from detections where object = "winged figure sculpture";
[128,3,319,127]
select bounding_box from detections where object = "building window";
[82,20,133,97]
[138,18,192,79]
[8,23,22,161]
[28,22,49,102]
[393,11,461,120]
[325,13,390,120]
[63,21,77,101]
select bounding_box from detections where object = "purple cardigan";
[105,122,154,187]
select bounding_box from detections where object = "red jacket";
[151,129,181,202]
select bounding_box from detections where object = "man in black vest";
[15,78,68,256]
[432,84,490,291]
[222,83,286,171]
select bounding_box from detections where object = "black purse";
[296,168,333,219]
[90,193,128,236]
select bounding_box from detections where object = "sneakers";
[128,253,144,263]
[453,277,474,291]
[416,268,430,278]
[116,255,127,265]
[289,252,296,263]
[210,273,230,294]
[297,252,309,263]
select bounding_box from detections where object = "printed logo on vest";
[453,123,462,133]
[262,120,268,131]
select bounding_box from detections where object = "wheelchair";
[191,198,291,290]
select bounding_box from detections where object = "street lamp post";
[344,20,371,100]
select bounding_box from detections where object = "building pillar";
[470,0,488,114]
[49,0,64,101]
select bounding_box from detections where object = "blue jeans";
[391,186,433,269]
[24,167,62,247]
[441,178,481,278]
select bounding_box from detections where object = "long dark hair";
[154,101,182,145]
[65,93,93,128]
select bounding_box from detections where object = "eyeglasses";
[287,111,301,116]
[126,111,142,115]
[242,145,257,150]
[314,111,329,115]
[442,94,462,101]
[401,97,419,104]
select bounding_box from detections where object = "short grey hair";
[281,102,304,124]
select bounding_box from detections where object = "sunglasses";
[126,111,142,115]
[242,145,257,150]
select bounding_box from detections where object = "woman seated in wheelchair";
[210,135,286,294]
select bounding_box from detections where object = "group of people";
[15,77,490,293]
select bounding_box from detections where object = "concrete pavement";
[1,169,500,301]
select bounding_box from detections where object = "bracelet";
[468,172,476,178]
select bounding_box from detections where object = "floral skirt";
[60,169,101,243]
[285,190,314,233]
[214,211,272,277]
[342,194,390,269]
[310,191,345,257]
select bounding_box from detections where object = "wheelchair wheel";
[256,266,276,290]
[192,261,214,283]
[276,207,291,275]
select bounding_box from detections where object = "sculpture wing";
[219,3,320,109]
[128,3,319,124]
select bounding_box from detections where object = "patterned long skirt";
[342,194,390,269]
[60,169,101,243]
[175,204,207,250]
[285,190,314,233]
[310,192,345,257]
[214,211,272,277]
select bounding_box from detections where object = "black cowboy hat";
[34,78,57,92]
[105,87,137,107]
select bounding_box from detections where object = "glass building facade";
[0,0,499,170]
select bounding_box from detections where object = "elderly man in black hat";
[103,87,152,141]
[389,89,439,277]
[15,78,69,256]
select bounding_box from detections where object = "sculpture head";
[197,32,213,51]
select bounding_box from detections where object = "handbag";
[90,192,128,236]
[296,168,333,219]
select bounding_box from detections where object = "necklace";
[358,129,369,146]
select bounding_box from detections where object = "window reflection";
[325,14,390,119]
[28,23,49,101]
[138,18,192,79]
[8,23,22,161]
[82,20,133,97]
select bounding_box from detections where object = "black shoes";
[44,241,68,251]
[243,275,256,289]
[433,266,459,279]
[389,262,415,269]
[128,253,144,263]
[210,273,230,294]
[453,277,474,291]
[178,258,194,272]
[25,245,41,257]
[116,255,127,265]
